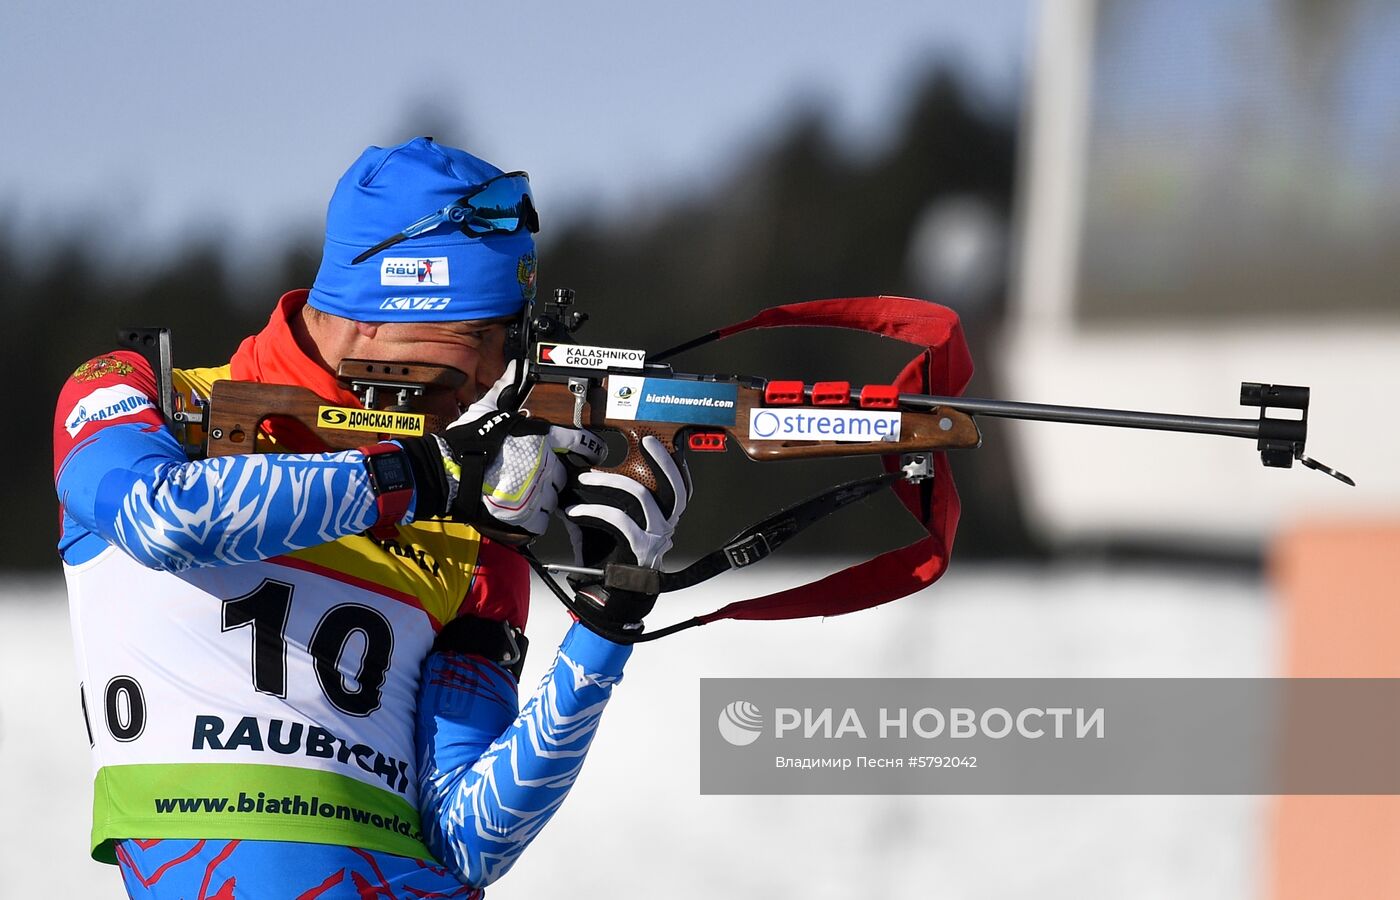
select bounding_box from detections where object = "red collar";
[228,290,363,450]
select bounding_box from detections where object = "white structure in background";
[906,194,1005,314]
[1005,0,1400,550]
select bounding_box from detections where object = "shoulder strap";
[539,296,974,642]
[688,296,972,626]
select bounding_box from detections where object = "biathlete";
[54,137,687,897]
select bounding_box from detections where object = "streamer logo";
[717,701,764,747]
[748,408,901,443]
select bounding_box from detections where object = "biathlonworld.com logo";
[717,700,764,746]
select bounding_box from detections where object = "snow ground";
[0,562,1275,899]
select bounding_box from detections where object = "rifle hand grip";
[595,425,681,494]
[519,380,683,494]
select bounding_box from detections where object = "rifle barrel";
[890,392,1262,441]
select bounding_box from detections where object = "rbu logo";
[380,297,452,312]
[381,257,450,287]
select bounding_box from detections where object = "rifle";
[120,291,1351,642]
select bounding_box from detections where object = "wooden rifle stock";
[518,378,981,493]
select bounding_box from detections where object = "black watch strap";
[360,443,415,538]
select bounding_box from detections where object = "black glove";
[400,361,605,536]
[562,435,691,633]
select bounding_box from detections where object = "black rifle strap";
[522,470,900,645]
[521,548,702,644]
[659,471,900,592]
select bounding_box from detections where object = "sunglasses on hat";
[352,171,538,265]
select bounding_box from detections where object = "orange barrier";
[1269,523,1400,900]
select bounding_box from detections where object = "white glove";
[562,435,690,568]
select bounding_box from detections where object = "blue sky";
[0,1,1028,274]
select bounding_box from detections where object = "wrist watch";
[360,443,415,537]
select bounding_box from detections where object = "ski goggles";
[352,171,538,265]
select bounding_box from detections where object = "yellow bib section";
[171,363,232,452]
[170,365,480,628]
[283,527,480,629]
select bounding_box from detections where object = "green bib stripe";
[91,763,431,863]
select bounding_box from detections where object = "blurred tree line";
[8,66,1037,573]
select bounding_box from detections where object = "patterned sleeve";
[54,351,390,571]
[415,622,632,888]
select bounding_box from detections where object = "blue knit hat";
[308,137,537,322]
